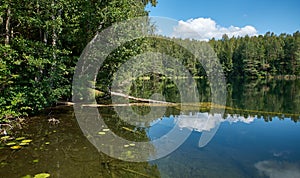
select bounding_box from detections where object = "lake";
[0,79,300,178]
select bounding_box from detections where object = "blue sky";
[146,0,300,38]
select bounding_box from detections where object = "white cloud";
[172,18,257,41]
[255,160,300,178]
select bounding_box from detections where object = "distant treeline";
[140,32,300,79]
[209,32,300,78]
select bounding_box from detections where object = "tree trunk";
[5,5,11,45]
[43,31,48,44]
[36,0,43,42]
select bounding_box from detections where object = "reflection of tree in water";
[99,106,149,142]
[129,76,182,103]
[228,78,300,121]
[113,77,300,122]
[98,105,180,134]
[1,91,299,177]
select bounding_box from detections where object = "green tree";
[0,0,157,121]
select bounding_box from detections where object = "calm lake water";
[0,79,300,178]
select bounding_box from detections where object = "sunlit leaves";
[0,0,155,121]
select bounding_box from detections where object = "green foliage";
[99,31,300,94]
[211,32,300,78]
[0,0,298,122]
[0,38,71,121]
[0,0,156,121]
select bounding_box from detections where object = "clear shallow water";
[0,79,300,177]
[150,114,300,177]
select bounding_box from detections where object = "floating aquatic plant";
[21,139,32,143]
[15,137,26,141]
[98,132,106,135]
[34,173,50,178]
[6,142,16,146]
[22,173,50,178]
[10,145,22,149]
[1,135,33,150]
[0,136,11,141]
[19,142,29,146]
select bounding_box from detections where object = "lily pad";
[129,143,135,147]
[19,142,29,146]
[33,173,50,178]
[124,144,130,148]
[1,136,11,140]
[6,142,16,146]
[0,162,8,166]
[98,132,106,135]
[10,145,22,149]
[21,139,32,143]
[102,129,110,132]
[15,137,26,141]
[45,142,50,145]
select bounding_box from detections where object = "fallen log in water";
[56,90,300,118]
[110,91,172,104]
[57,89,174,106]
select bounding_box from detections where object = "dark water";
[0,79,300,178]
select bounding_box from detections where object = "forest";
[0,0,156,121]
[0,0,299,122]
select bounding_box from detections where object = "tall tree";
[0,0,157,120]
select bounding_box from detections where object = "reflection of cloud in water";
[175,112,256,132]
[255,160,300,178]
[271,150,290,158]
[225,114,256,124]
[175,113,222,132]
